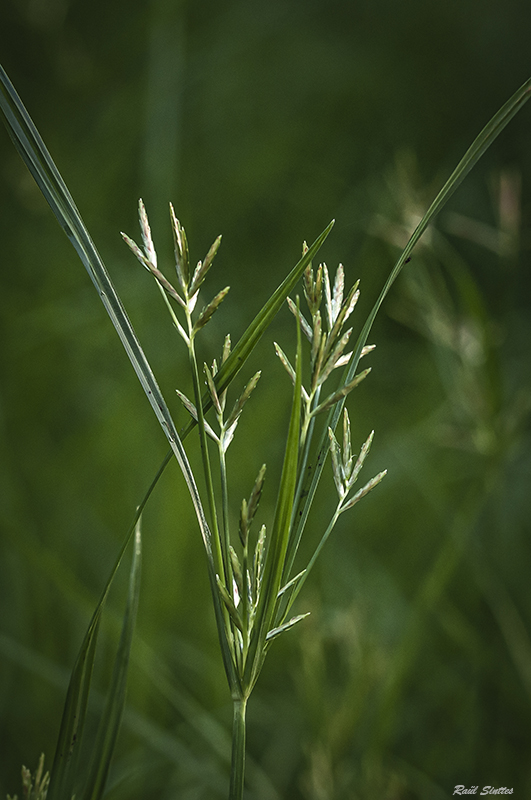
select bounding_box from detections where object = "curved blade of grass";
[244,309,303,691]
[81,522,142,800]
[0,64,198,524]
[0,65,185,482]
[350,76,531,374]
[12,445,173,800]
[286,75,531,579]
[46,456,166,800]
[0,63,238,693]
[46,616,100,800]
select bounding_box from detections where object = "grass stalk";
[283,386,322,582]
[229,697,248,800]
[219,447,233,600]
[286,508,341,613]
[188,337,225,583]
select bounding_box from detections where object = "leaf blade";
[81,523,143,800]
[0,61,241,699]
[245,304,303,690]
[288,74,531,578]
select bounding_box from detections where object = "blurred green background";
[2,1,531,797]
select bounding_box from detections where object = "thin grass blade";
[0,63,239,694]
[46,452,170,800]
[81,522,142,800]
[46,617,100,800]
[349,77,531,379]
[245,309,303,689]
[287,75,531,577]
[0,66,185,476]
[0,65,198,536]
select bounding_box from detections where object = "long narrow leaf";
[350,75,531,377]
[0,63,239,694]
[46,451,169,800]
[288,75,531,576]
[47,617,100,800]
[0,65,190,507]
[82,522,142,800]
[245,308,303,690]
[0,65,201,529]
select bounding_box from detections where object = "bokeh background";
[2,1,531,798]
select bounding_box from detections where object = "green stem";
[219,446,232,589]
[188,335,225,582]
[229,696,248,800]
[284,506,341,618]
[219,444,243,673]
[283,386,322,583]
[187,330,241,670]
[241,532,250,668]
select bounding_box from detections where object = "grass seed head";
[189,234,222,296]
[170,203,190,291]
[341,470,387,512]
[204,362,222,416]
[138,198,157,268]
[266,612,311,642]
[225,370,261,429]
[313,367,371,416]
[287,296,313,342]
[193,286,230,334]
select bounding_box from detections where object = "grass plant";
[1,62,531,799]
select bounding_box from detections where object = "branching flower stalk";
[122,204,238,680]
[275,254,376,582]
[123,203,386,799]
